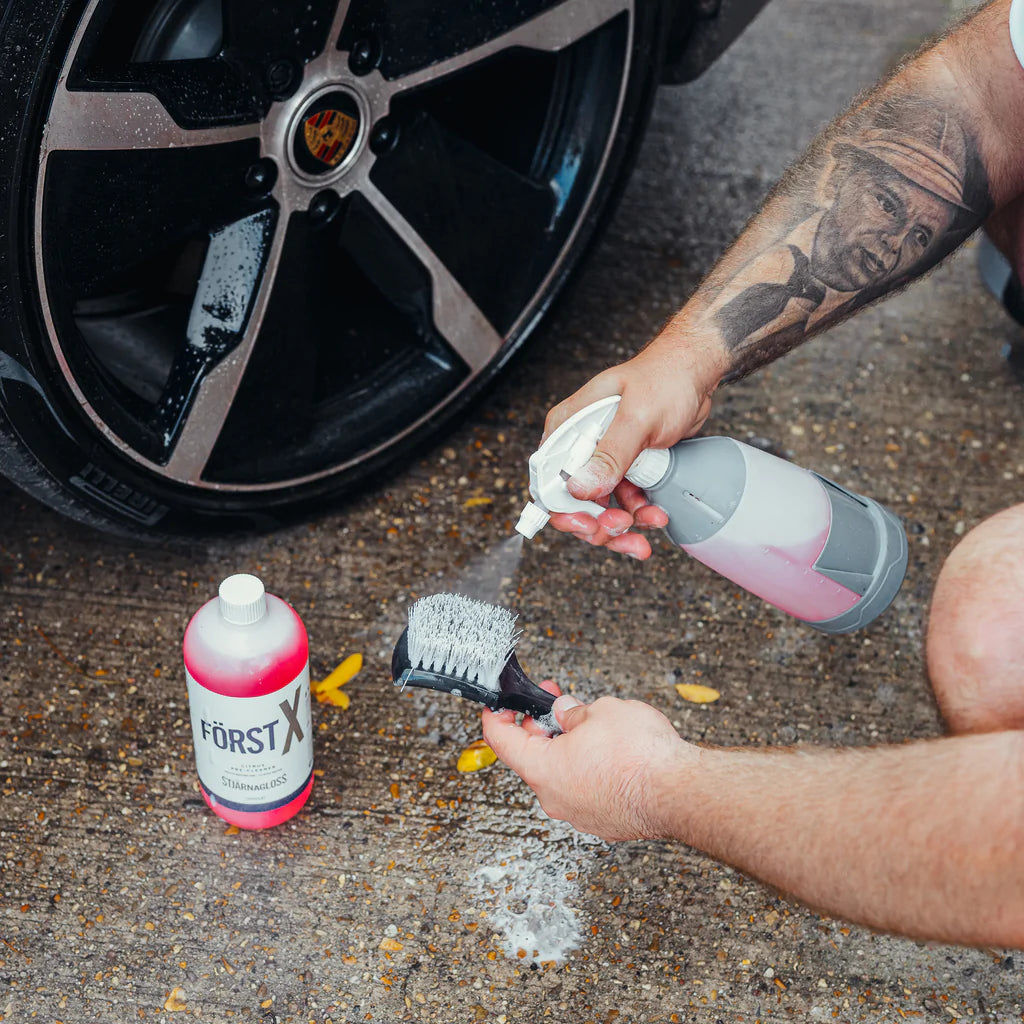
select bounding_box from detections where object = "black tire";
[0,0,666,536]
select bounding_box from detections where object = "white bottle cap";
[218,574,268,625]
[626,448,671,489]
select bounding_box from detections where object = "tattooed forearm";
[710,93,993,382]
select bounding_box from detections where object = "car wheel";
[0,0,665,535]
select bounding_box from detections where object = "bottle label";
[186,664,314,812]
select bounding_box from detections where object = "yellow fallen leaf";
[313,654,362,708]
[463,496,492,508]
[379,937,404,951]
[457,741,497,773]
[164,988,187,1012]
[675,683,721,704]
[313,653,363,694]
[316,688,351,709]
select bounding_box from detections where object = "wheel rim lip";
[32,0,635,495]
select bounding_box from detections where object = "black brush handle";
[399,670,502,709]
[390,629,414,683]
[497,655,559,725]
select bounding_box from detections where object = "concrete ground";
[3,0,1023,1021]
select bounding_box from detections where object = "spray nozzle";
[515,501,550,539]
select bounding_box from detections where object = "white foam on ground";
[468,826,603,964]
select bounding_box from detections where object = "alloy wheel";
[34,0,637,499]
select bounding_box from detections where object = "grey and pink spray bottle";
[515,396,907,634]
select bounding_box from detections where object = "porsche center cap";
[294,91,361,175]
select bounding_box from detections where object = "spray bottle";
[183,574,314,829]
[515,396,907,633]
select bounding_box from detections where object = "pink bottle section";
[684,521,860,623]
[184,584,313,830]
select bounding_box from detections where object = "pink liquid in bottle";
[183,574,314,829]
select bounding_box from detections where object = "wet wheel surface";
[0,0,665,535]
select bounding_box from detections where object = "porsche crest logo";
[303,109,358,168]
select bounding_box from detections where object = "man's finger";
[614,482,670,528]
[605,532,653,559]
[633,504,669,529]
[567,449,624,501]
[482,708,549,771]
[595,507,634,535]
[614,479,653,516]
[553,505,651,557]
[549,511,599,536]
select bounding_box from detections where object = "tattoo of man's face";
[811,154,956,291]
[713,96,990,374]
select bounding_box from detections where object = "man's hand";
[482,689,698,842]
[542,337,725,559]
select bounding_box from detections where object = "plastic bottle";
[516,396,908,634]
[183,574,314,828]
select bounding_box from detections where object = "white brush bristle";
[406,593,520,690]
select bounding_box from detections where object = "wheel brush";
[391,593,559,732]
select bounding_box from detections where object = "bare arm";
[545,0,1024,554]
[483,697,1024,948]
[679,732,1024,946]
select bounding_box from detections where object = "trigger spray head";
[515,395,622,538]
[514,395,673,538]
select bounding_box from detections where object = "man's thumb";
[567,450,622,500]
[552,694,587,731]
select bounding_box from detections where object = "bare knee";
[927,504,1024,734]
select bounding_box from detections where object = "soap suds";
[533,710,560,736]
[468,826,603,964]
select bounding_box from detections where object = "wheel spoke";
[42,84,259,154]
[388,0,630,95]
[359,181,503,373]
[369,112,556,334]
[325,0,353,52]
[159,209,284,481]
